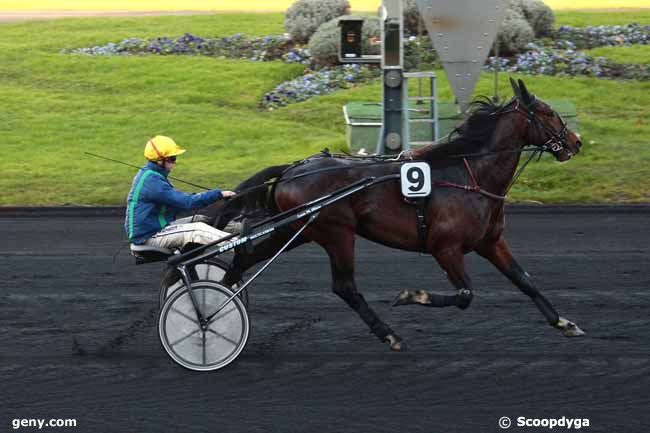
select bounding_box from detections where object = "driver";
[125,135,236,249]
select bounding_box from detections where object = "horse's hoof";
[392,290,411,307]
[391,340,407,352]
[556,317,586,337]
[384,334,407,352]
[563,323,586,337]
[392,290,432,307]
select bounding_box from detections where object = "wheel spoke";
[206,306,236,325]
[202,331,206,365]
[170,307,199,325]
[170,329,200,347]
[207,327,239,347]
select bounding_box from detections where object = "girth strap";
[415,198,429,253]
[405,197,430,253]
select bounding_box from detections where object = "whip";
[84,151,212,191]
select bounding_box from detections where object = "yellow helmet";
[144,136,186,161]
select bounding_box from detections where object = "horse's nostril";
[576,140,582,150]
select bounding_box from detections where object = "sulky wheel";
[158,281,249,372]
[159,258,248,309]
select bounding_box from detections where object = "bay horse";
[214,78,585,351]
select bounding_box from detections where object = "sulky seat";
[130,244,178,265]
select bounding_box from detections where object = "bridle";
[506,97,573,157]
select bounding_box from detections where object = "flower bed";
[67,33,311,64]
[262,64,381,110]
[553,24,649,49]
[485,42,650,81]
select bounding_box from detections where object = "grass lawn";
[586,45,650,65]
[0,11,648,205]
[554,9,650,26]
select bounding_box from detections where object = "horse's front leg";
[324,234,405,352]
[476,236,585,337]
[393,246,474,309]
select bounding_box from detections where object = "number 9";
[407,167,424,192]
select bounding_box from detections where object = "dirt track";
[0,207,648,432]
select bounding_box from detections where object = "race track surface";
[0,207,648,433]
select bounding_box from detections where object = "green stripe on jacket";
[128,170,165,240]
[158,205,167,228]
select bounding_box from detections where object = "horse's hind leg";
[393,246,474,309]
[325,234,405,352]
[476,237,585,337]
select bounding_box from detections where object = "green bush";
[403,0,425,36]
[398,0,552,52]
[284,0,351,44]
[404,36,440,71]
[308,15,381,67]
[510,0,555,37]
[496,8,535,54]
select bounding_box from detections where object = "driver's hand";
[222,191,236,198]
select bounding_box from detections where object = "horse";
[214,78,585,351]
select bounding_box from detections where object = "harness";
[232,97,574,253]
[401,194,430,253]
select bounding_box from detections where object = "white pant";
[145,222,232,250]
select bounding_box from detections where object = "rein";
[233,96,570,205]
[233,143,547,205]
[231,146,545,206]
[233,158,405,198]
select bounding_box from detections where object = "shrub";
[394,0,551,51]
[404,36,440,70]
[308,15,381,67]
[403,0,425,36]
[284,0,351,44]
[496,8,535,54]
[509,0,554,37]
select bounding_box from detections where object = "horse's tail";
[215,164,290,229]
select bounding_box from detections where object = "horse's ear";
[518,79,533,105]
[510,77,521,98]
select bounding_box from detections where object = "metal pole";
[493,39,500,103]
[376,0,406,155]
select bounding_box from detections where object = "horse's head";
[510,78,582,162]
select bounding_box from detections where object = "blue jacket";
[125,162,223,244]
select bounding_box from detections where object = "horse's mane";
[412,97,508,165]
